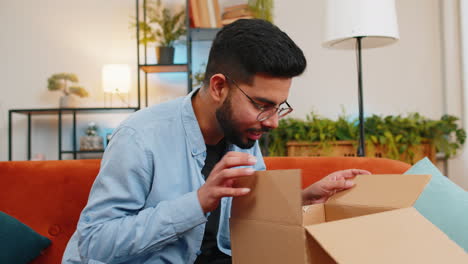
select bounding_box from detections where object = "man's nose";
[260,113,279,129]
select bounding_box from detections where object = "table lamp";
[102,64,131,107]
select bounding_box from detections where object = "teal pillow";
[405,157,468,252]
[0,211,51,263]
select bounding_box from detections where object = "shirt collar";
[182,88,207,156]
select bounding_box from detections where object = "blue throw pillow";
[0,211,51,263]
[405,157,468,252]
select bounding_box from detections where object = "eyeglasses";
[224,75,293,122]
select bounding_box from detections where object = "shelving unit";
[8,107,138,161]
[7,1,221,161]
[135,0,220,107]
[135,0,190,107]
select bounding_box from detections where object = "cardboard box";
[230,170,468,263]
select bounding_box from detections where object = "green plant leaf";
[130,0,186,47]
[263,110,465,162]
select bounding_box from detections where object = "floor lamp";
[323,0,399,157]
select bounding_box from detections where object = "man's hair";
[203,19,307,87]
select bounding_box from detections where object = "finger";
[212,152,257,173]
[222,154,257,168]
[212,167,255,185]
[324,179,354,191]
[215,186,251,198]
[352,169,371,175]
[342,169,371,178]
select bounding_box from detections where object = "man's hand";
[198,151,257,214]
[302,169,371,205]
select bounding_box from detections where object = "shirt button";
[196,250,202,256]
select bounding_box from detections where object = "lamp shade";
[102,64,131,94]
[323,0,400,49]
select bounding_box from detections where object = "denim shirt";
[62,89,266,264]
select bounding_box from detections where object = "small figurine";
[80,122,103,151]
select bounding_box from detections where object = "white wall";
[1,0,466,188]
[0,0,140,160]
[275,0,444,119]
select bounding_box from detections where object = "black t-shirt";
[194,139,232,264]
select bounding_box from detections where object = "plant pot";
[156,46,175,64]
[59,95,76,108]
[286,140,436,164]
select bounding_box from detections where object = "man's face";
[216,74,292,149]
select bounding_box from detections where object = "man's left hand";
[302,169,371,205]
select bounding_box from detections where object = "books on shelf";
[221,3,254,26]
[207,0,222,28]
[190,0,221,28]
[189,0,201,27]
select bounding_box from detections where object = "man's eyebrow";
[253,96,286,106]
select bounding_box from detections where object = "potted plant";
[134,0,186,64]
[47,73,89,108]
[248,0,274,23]
[261,111,466,164]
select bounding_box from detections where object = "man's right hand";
[197,151,257,214]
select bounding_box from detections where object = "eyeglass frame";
[223,74,293,122]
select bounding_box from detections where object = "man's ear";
[208,74,229,103]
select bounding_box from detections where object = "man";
[63,19,370,264]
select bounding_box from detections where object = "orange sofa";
[0,157,410,264]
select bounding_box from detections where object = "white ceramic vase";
[59,95,76,108]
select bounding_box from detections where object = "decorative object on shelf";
[261,112,466,164]
[102,64,131,107]
[323,0,399,157]
[79,122,104,151]
[134,0,186,64]
[106,133,112,145]
[248,0,273,23]
[101,128,115,148]
[47,73,89,108]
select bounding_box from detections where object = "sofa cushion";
[0,211,51,263]
[405,157,468,252]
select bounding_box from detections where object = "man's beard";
[215,94,270,149]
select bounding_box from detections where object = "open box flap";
[326,174,431,210]
[304,207,468,263]
[231,169,303,225]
